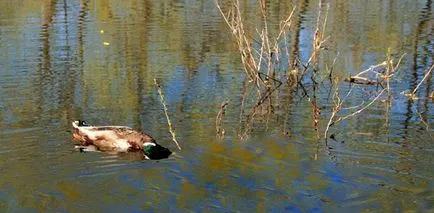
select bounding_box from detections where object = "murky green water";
[0,0,433,212]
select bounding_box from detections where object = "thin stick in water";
[154,78,182,150]
[216,100,229,139]
[411,64,434,97]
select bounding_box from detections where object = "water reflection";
[0,0,433,211]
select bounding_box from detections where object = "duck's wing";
[76,126,133,137]
[90,126,133,130]
[72,123,134,134]
[72,126,133,150]
[89,126,138,137]
[72,121,131,130]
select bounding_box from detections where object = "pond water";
[0,0,433,212]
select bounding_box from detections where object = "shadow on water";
[0,0,433,212]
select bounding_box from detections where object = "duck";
[72,120,172,160]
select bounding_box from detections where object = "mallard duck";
[72,120,172,160]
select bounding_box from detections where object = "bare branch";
[154,79,182,150]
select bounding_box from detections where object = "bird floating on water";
[72,120,172,160]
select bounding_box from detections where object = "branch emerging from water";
[409,64,434,99]
[154,78,182,150]
[216,100,229,139]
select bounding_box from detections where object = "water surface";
[0,0,433,212]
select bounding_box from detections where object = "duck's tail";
[72,120,89,128]
[72,120,79,129]
[72,120,92,142]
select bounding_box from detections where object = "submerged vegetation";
[215,0,433,146]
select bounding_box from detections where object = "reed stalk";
[216,0,296,139]
[216,100,229,138]
[216,1,417,144]
[215,0,295,85]
[409,64,434,99]
[154,78,182,150]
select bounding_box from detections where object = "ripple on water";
[0,127,42,156]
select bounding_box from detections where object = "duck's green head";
[143,142,172,160]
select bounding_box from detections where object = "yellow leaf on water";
[100,30,104,34]
[103,42,110,46]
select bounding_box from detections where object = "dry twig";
[216,100,229,138]
[154,78,182,150]
[409,64,434,99]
